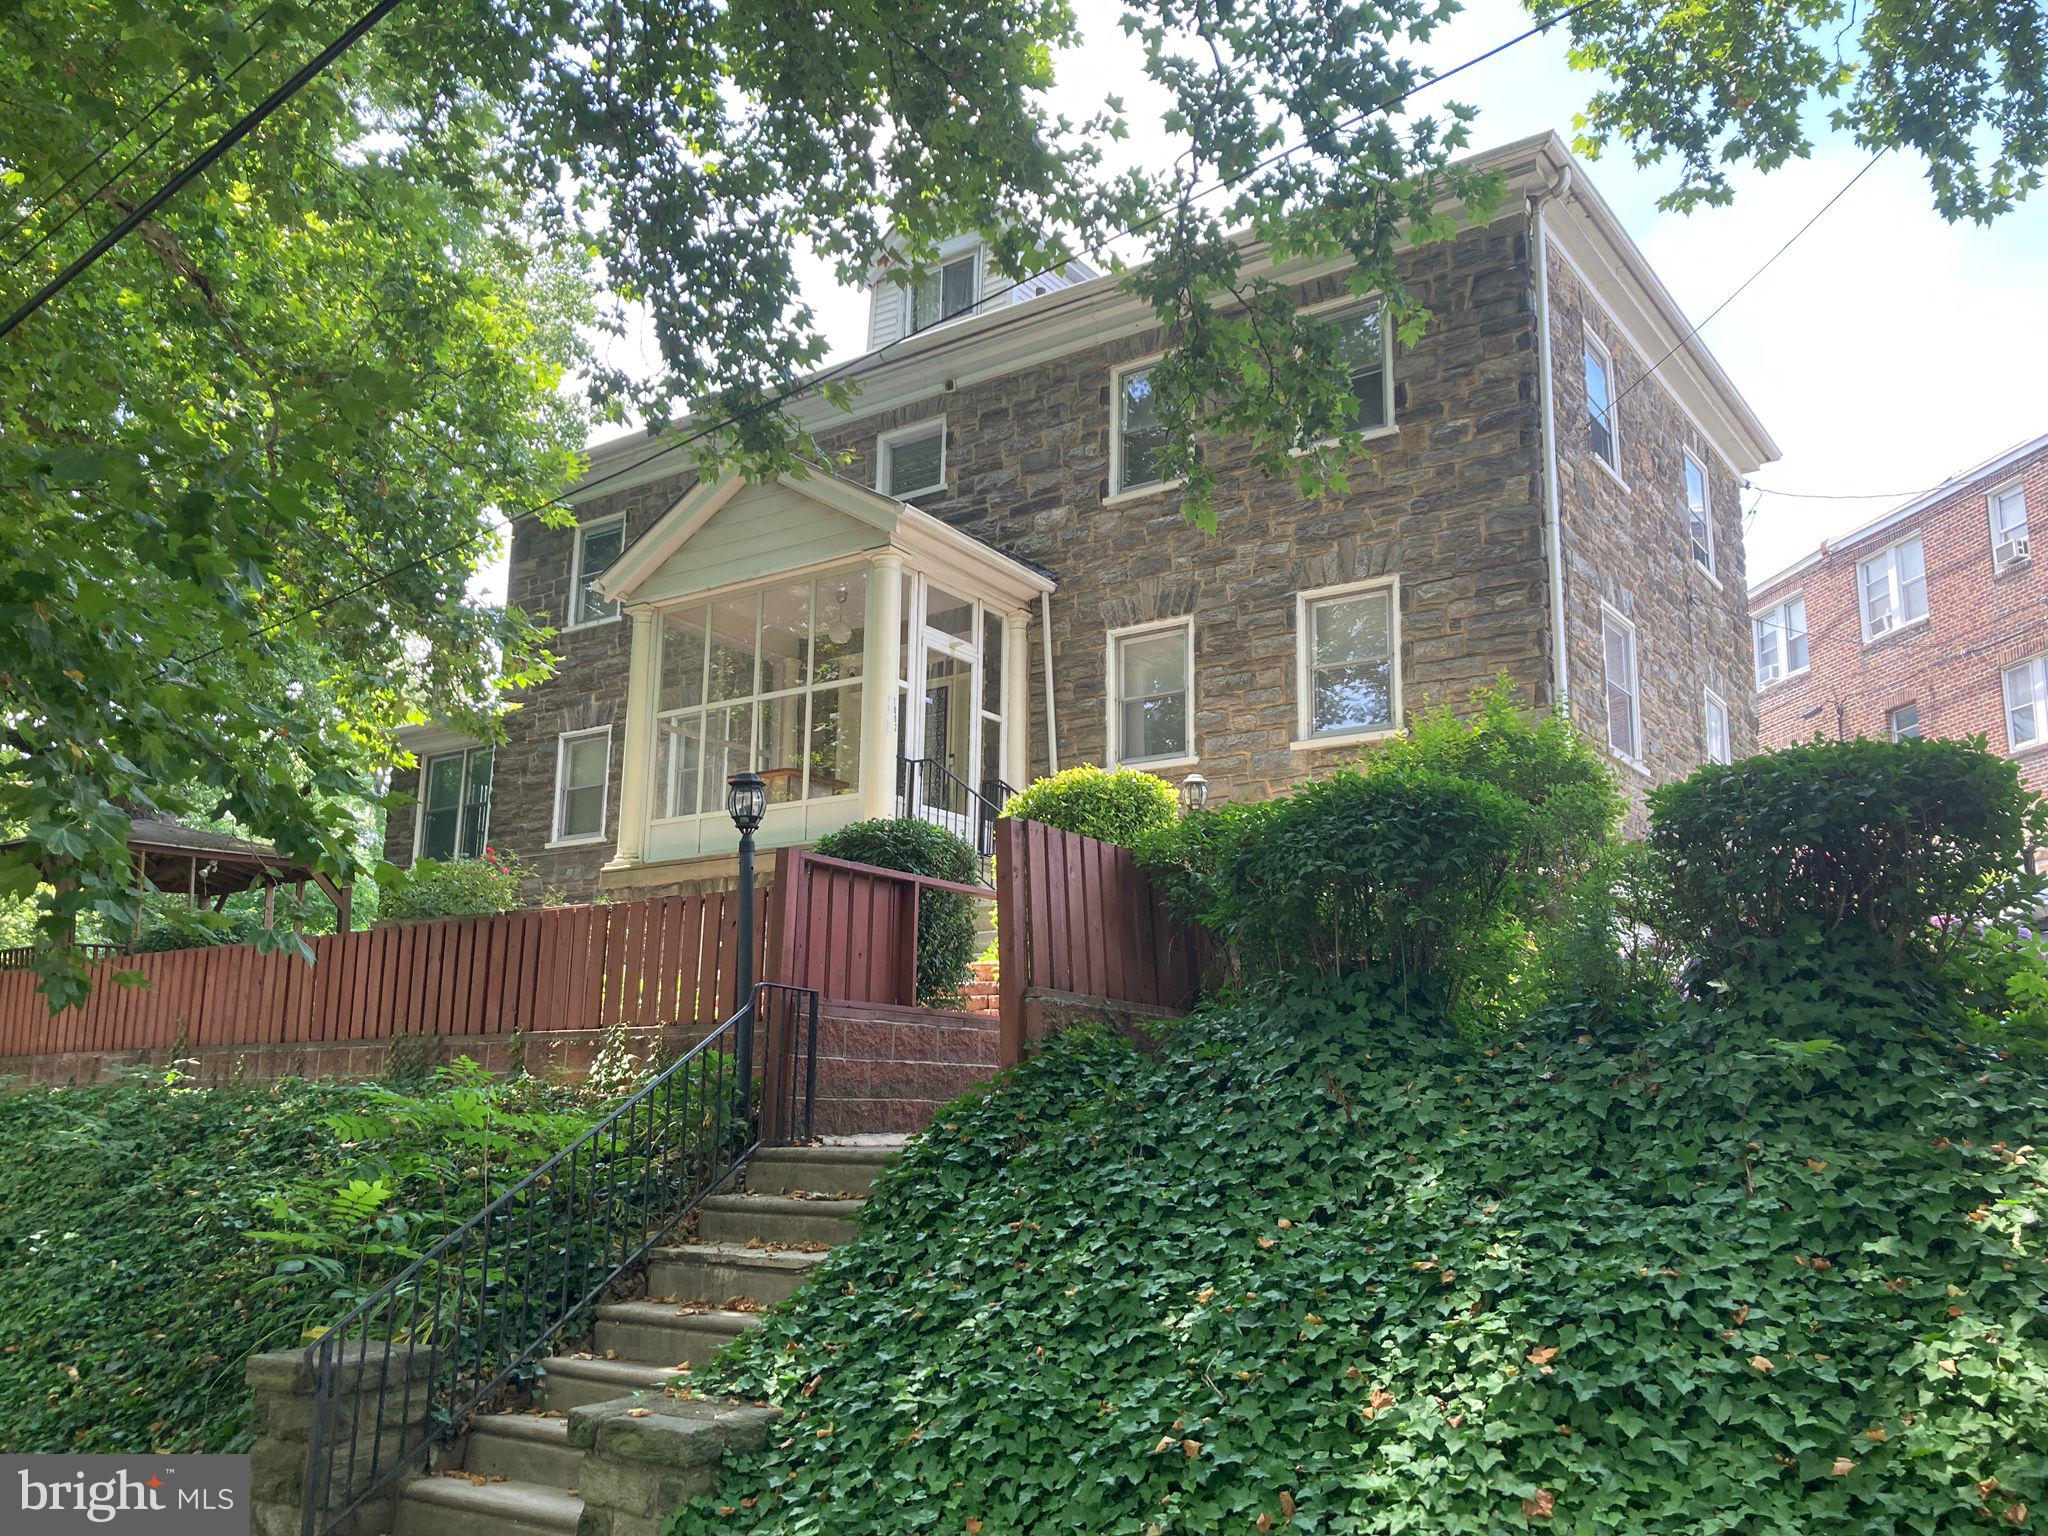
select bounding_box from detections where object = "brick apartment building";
[387,133,1781,900]
[1748,431,2048,790]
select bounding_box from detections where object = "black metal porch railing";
[897,756,1014,859]
[297,980,821,1536]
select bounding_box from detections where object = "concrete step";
[646,1242,826,1307]
[462,1412,582,1489]
[697,1193,863,1247]
[746,1143,897,1198]
[531,1355,684,1412]
[593,1301,760,1368]
[393,1474,581,1536]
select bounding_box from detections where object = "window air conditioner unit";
[1998,535,2030,567]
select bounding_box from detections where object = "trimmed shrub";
[376,850,525,924]
[130,895,256,952]
[1140,688,1621,1025]
[1001,765,1180,847]
[1649,735,2045,969]
[812,819,980,1007]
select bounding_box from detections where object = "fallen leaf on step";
[625,1408,653,1418]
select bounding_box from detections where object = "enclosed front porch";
[593,471,1053,883]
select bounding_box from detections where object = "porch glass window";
[1112,623,1192,766]
[419,747,492,861]
[654,571,867,817]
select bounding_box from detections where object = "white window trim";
[548,725,613,847]
[1600,602,1647,773]
[1988,479,2031,572]
[566,514,626,631]
[1683,447,1718,584]
[1702,687,1730,766]
[1857,533,1930,646]
[411,747,492,862]
[1289,293,1400,455]
[1290,574,1403,750]
[1582,325,1622,481]
[876,416,949,500]
[2004,656,2048,757]
[908,240,984,335]
[1887,702,1921,743]
[1752,593,1809,691]
[1105,355,1185,505]
[1105,614,1197,770]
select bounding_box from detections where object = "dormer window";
[912,252,979,333]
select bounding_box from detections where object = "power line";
[158,0,1612,675]
[0,0,408,341]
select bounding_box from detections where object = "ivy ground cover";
[686,956,2047,1533]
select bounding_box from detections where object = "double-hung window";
[552,728,611,844]
[1683,450,1714,575]
[1753,595,1808,686]
[1703,690,1731,765]
[1859,535,1928,640]
[878,419,947,500]
[1111,362,1172,496]
[1109,619,1193,767]
[1584,332,1617,470]
[2005,657,2048,753]
[417,747,493,862]
[1296,578,1399,742]
[1602,606,1641,762]
[570,515,626,627]
[1888,702,1921,742]
[1991,483,2031,570]
[654,572,867,818]
[1336,303,1392,433]
[911,252,978,332]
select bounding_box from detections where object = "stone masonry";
[387,210,1764,895]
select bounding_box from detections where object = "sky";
[581,0,2048,595]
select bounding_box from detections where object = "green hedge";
[681,955,2048,1534]
[1001,765,1181,847]
[812,819,980,1007]
[376,852,525,924]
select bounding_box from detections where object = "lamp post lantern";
[725,770,767,1118]
[1178,772,1209,814]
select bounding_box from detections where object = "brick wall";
[392,215,1761,893]
[1749,441,2048,794]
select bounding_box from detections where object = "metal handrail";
[298,980,820,1536]
[897,757,1014,857]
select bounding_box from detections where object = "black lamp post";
[726,770,767,1114]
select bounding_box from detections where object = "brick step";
[646,1243,825,1307]
[746,1143,897,1198]
[532,1355,685,1412]
[593,1301,761,1368]
[392,1474,581,1536]
[463,1412,582,1489]
[696,1193,863,1248]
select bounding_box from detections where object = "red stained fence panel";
[0,891,766,1062]
[763,846,993,1008]
[993,818,1205,1067]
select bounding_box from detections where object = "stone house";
[386,132,1778,899]
[1749,431,2048,789]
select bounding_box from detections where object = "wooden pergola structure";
[121,818,353,933]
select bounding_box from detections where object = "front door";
[912,636,979,840]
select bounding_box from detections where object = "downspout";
[1531,162,1573,708]
[1038,591,1060,775]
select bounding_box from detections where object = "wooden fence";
[992,818,1206,1066]
[764,846,994,1007]
[0,890,764,1062]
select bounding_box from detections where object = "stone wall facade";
[1749,438,2048,793]
[388,213,1766,894]
[1544,242,1759,829]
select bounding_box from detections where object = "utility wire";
[159,0,1612,675]
[0,0,408,341]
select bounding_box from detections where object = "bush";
[812,819,980,1007]
[1649,735,2045,969]
[682,960,2048,1535]
[377,849,526,924]
[129,895,256,952]
[1001,765,1180,847]
[1140,688,1621,1026]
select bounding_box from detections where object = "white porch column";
[1002,608,1030,790]
[859,552,905,820]
[605,605,661,870]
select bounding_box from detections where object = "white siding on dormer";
[866,280,906,350]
